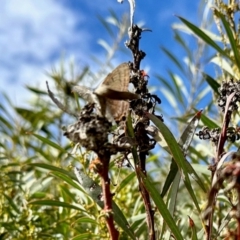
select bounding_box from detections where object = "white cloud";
[0,0,91,107]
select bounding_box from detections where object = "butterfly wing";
[71,85,94,103]
[102,63,130,91]
[106,99,129,122]
[102,63,130,121]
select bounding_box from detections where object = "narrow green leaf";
[0,115,13,130]
[161,160,178,197]
[140,172,184,240]
[30,192,47,199]
[217,211,231,236]
[161,111,206,197]
[126,113,135,137]
[168,71,184,105]
[115,172,136,193]
[28,163,77,180]
[161,171,181,240]
[147,113,201,213]
[211,56,235,77]
[177,16,230,60]
[155,74,175,93]
[174,32,193,62]
[112,202,136,240]
[3,193,20,214]
[161,47,185,73]
[97,14,115,38]
[61,185,78,204]
[168,171,181,216]
[200,114,220,129]
[202,72,220,95]
[215,10,240,71]
[0,96,15,121]
[29,199,86,212]
[73,217,98,226]
[26,86,47,95]
[31,133,67,152]
[76,66,89,82]
[15,108,35,121]
[72,233,99,240]
[28,145,53,162]
[98,39,112,53]
[173,23,223,43]
[51,172,85,193]
[179,111,202,152]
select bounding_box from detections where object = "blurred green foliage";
[1,0,240,239]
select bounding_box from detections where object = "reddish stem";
[137,152,156,240]
[98,153,119,240]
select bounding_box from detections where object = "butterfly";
[72,63,138,122]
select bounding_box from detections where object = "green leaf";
[140,172,184,240]
[161,158,178,197]
[72,217,98,226]
[29,199,86,212]
[202,73,220,95]
[115,172,136,193]
[72,233,99,240]
[200,113,220,129]
[211,56,235,77]
[215,10,240,71]
[179,111,202,153]
[173,23,223,43]
[160,171,181,240]
[26,85,47,95]
[155,74,175,94]
[0,115,13,130]
[31,133,67,152]
[177,16,230,60]
[161,47,185,73]
[3,193,20,214]
[161,111,206,197]
[28,163,77,180]
[97,14,115,38]
[30,192,47,199]
[112,202,137,240]
[174,31,193,62]
[147,113,201,213]
[51,172,85,193]
[168,70,184,106]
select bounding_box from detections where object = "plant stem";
[98,153,119,240]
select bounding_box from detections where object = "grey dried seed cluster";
[197,126,240,145]
[62,104,132,154]
[197,126,220,145]
[63,104,112,152]
[218,79,240,112]
[197,79,240,145]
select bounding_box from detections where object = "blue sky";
[0,0,213,114]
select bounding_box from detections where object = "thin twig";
[126,24,156,240]
[46,81,79,118]
[206,93,236,240]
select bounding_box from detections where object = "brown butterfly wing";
[102,63,130,91]
[106,99,129,122]
[102,63,130,121]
